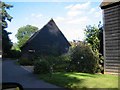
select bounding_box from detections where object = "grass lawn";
[38,72,119,89]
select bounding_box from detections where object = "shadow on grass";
[38,72,118,89]
[38,72,85,89]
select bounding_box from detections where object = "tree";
[2,30,13,57]
[85,25,100,55]
[84,23,104,73]
[12,43,20,51]
[0,1,13,57]
[15,25,38,48]
[0,1,13,29]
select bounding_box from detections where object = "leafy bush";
[19,58,33,65]
[51,55,70,72]
[68,43,99,74]
[9,50,21,59]
[34,55,70,72]
[34,59,50,74]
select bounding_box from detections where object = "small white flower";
[81,56,84,59]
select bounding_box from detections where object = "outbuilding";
[21,19,71,59]
[100,0,120,74]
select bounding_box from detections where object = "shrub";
[34,55,70,72]
[69,43,99,74]
[9,50,21,59]
[51,55,70,72]
[34,59,50,74]
[19,58,33,65]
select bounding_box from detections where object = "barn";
[21,19,71,59]
[100,1,120,74]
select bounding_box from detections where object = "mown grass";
[38,72,119,89]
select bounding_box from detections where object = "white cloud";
[25,17,29,21]
[94,10,102,18]
[89,8,96,14]
[65,2,90,11]
[65,2,90,17]
[25,13,43,21]
[31,13,35,16]
[65,4,73,9]
[36,14,42,18]
[66,17,89,24]
[54,2,102,41]
[55,17,65,23]
[23,13,44,28]
[67,10,82,17]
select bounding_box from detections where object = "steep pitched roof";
[21,19,71,49]
[100,0,120,9]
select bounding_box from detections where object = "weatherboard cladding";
[21,19,71,57]
[101,2,120,74]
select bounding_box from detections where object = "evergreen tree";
[0,1,13,57]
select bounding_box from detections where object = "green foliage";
[84,25,104,73]
[34,55,70,72]
[15,25,38,48]
[69,43,99,74]
[9,50,21,59]
[0,1,13,29]
[11,43,21,51]
[0,1,13,57]
[2,30,13,57]
[34,59,50,74]
[85,25,100,54]
[19,58,33,66]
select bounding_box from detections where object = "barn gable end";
[21,19,71,58]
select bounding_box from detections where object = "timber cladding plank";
[106,57,119,60]
[105,33,119,37]
[105,40,119,44]
[105,51,119,54]
[104,23,119,28]
[106,47,119,50]
[105,44,119,47]
[105,67,119,70]
[105,23,119,26]
[102,2,120,74]
[105,30,120,34]
[104,13,119,19]
[105,60,120,63]
[104,10,119,15]
[104,4,119,11]
[106,62,120,65]
[105,69,120,73]
[105,43,119,46]
[104,17,119,22]
[105,37,119,41]
[105,20,119,24]
[104,6,119,14]
[106,55,119,58]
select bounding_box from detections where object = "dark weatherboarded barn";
[100,0,120,74]
[21,19,71,59]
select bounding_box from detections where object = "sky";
[5,1,103,43]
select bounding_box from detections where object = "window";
[28,49,35,53]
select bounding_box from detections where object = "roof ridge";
[21,18,63,49]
